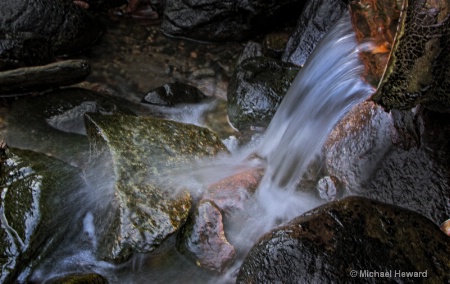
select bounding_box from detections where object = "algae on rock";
[84,113,229,262]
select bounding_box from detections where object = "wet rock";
[356,0,450,112]
[0,0,104,55]
[0,59,91,95]
[282,0,348,66]
[316,175,341,201]
[227,57,300,131]
[84,114,228,262]
[441,219,450,237]
[5,88,136,166]
[177,201,235,273]
[142,82,207,106]
[203,168,263,215]
[262,32,291,60]
[0,31,54,71]
[237,196,450,283]
[0,147,87,283]
[47,273,108,284]
[236,42,263,65]
[160,0,305,42]
[324,101,450,225]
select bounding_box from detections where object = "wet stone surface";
[238,196,450,283]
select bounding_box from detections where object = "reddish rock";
[203,168,264,214]
[176,201,235,273]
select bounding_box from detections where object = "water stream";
[28,12,375,284]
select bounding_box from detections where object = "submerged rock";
[142,82,207,106]
[161,0,305,42]
[237,196,450,283]
[6,88,135,166]
[47,273,108,284]
[0,0,104,56]
[282,0,348,66]
[84,114,228,262]
[227,57,300,131]
[324,101,450,225]
[0,147,87,283]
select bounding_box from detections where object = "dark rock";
[47,273,108,284]
[0,31,54,71]
[282,0,348,66]
[227,57,300,131]
[0,59,91,95]
[142,82,207,106]
[84,114,228,262]
[5,88,136,166]
[0,0,104,55]
[324,101,450,225]
[237,196,450,283]
[262,32,291,59]
[0,147,87,283]
[160,0,306,42]
[177,201,235,273]
[236,41,263,65]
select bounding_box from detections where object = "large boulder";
[0,30,53,71]
[84,114,228,262]
[237,197,450,283]
[282,0,349,66]
[0,0,104,55]
[160,0,305,42]
[324,101,450,225]
[0,147,87,283]
[227,57,300,131]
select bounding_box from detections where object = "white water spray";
[255,12,374,220]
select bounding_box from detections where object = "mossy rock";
[350,0,450,112]
[0,147,86,283]
[84,114,229,262]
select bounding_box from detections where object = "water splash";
[257,12,374,199]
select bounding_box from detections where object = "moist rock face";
[237,196,450,283]
[160,0,305,42]
[84,114,228,262]
[0,148,87,283]
[324,101,450,226]
[0,0,104,55]
[142,82,207,106]
[282,0,349,66]
[227,57,300,131]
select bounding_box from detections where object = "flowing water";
[24,12,375,284]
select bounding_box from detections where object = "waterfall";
[255,12,374,220]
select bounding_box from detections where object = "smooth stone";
[237,196,450,283]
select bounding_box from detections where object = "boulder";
[282,0,348,66]
[0,147,87,283]
[160,0,305,42]
[237,196,450,283]
[84,114,228,262]
[324,101,450,225]
[0,30,53,71]
[0,0,104,55]
[227,57,300,131]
